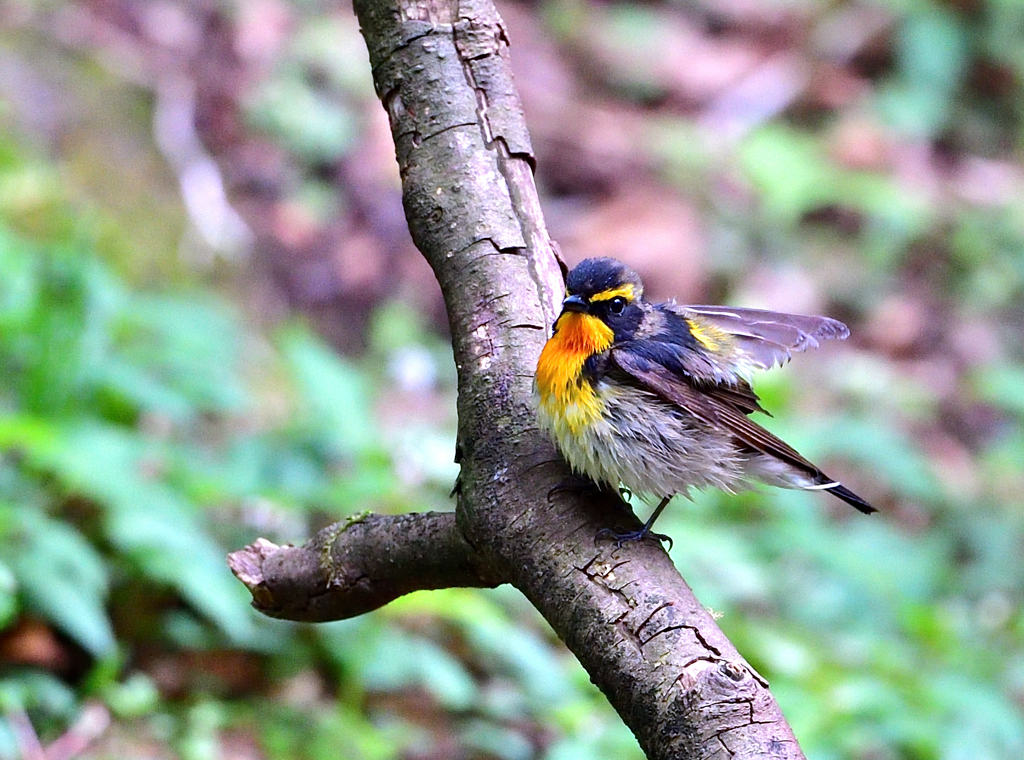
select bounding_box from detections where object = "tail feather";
[825,483,877,514]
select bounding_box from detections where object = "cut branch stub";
[227,512,501,622]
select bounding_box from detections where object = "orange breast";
[535,312,614,432]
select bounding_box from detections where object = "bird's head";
[556,258,646,343]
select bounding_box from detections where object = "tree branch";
[227,512,501,622]
[230,0,808,756]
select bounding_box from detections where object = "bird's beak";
[561,294,588,313]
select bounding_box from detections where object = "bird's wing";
[665,304,850,380]
[611,343,824,477]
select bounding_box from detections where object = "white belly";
[536,380,748,498]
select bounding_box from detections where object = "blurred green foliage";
[3,0,1024,758]
[0,135,638,759]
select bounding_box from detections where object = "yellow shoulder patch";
[686,317,730,352]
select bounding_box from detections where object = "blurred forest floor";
[1,0,1024,759]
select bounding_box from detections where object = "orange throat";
[536,312,614,411]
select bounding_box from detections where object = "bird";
[534,257,876,543]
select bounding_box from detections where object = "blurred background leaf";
[1,0,1024,758]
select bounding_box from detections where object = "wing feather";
[614,337,768,413]
[611,344,826,479]
[610,328,878,514]
[666,304,850,374]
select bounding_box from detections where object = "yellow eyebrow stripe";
[589,284,636,303]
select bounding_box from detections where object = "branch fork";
[229,0,807,756]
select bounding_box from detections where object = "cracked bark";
[228,0,808,757]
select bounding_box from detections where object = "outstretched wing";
[666,304,850,381]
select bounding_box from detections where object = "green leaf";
[319,619,477,710]
[973,365,1024,418]
[0,670,78,716]
[368,301,431,354]
[740,123,930,264]
[0,560,17,631]
[1,506,115,656]
[37,423,254,644]
[98,358,199,421]
[740,126,834,225]
[246,65,357,162]
[280,327,376,457]
[876,7,968,138]
[102,672,161,719]
[0,414,60,462]
[107,293,247,418]
[461,721,533,760]
[797,416,943,503]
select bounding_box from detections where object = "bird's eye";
[607,297,627,314]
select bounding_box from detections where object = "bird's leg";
[595,495,674,549]
[641,494,673,536]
